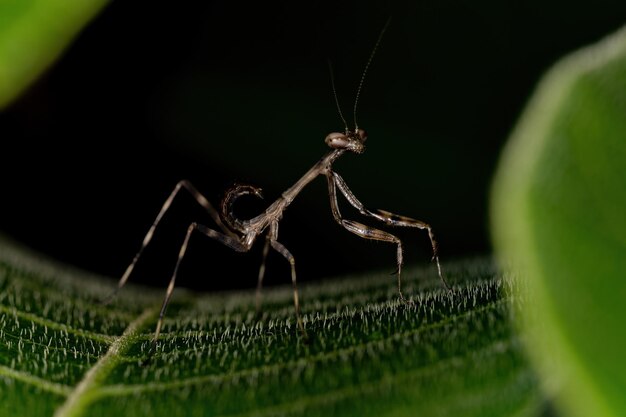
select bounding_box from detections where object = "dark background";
[1,1,624,291]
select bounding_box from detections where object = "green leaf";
[491,26,626,417]
[0,236,544,417]
[0,0,108,109]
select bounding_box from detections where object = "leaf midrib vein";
[52,306,157,417]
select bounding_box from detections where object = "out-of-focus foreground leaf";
[0,0,108,109]
[491,26,626,417]
[0,236,545,416]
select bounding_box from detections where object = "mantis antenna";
[353,17,392,131]
[328,59,349,134]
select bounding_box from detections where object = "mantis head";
[325,128,367,154]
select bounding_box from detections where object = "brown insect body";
[105,19,448,350]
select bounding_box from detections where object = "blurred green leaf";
[491,25,626,417]
[0,0,108,109]
[0,238,544,416]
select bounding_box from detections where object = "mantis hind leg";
[150,222,249,353]
[103,180,236,304]
[256,235,271,314]
[267,222,305,335]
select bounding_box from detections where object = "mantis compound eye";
[356,128,367,142]
[325,132,350,149]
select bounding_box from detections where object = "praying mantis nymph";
[104,18,449,349]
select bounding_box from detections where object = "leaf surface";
[491,25,626,417]
[0,238,543,417]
